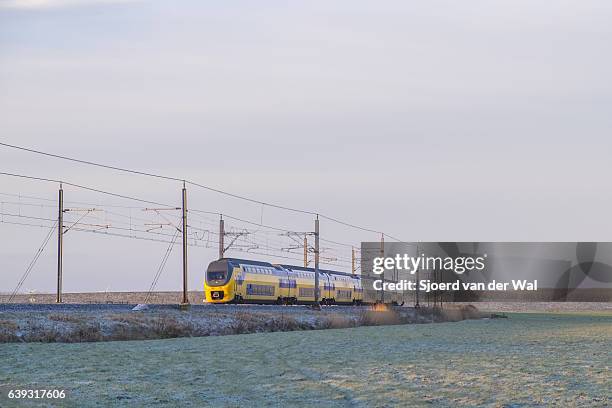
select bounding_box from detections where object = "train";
[204,258,364,305]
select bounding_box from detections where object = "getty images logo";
[372,253,487,275]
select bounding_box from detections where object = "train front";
[204,259,235,303]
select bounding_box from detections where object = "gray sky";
[1,0,612,293]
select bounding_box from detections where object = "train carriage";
[205,258,364,305]
[331,274,354,304]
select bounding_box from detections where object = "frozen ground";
[0,312,609,407]
[0,304,479,343]
[453,302,612,313]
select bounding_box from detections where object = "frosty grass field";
[1,312,610,407]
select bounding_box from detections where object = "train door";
[321,273,329,302]
[284,268,292,300]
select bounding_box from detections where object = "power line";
[0,192,145,209]
[0,142,311,214]
[0,183,366,251]
[8,221,58,302]
[0,142,181,182]
[0,172,373,274]
[319,214,402,242]
[0,141,402,239]
[0,211,349,264]
[2,214,353,275]
[185,179,314,216]
[144,224,181,304]
[8,220,346,269]
[0,171,172,208]
[0,218,206,247]
[0,211,193,243]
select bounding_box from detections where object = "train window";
[208,271,225,280]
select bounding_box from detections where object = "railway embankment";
[0,304,483,343]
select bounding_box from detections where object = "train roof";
[221,258,282,269]
[279,264,358,278]
[217,258,359,278]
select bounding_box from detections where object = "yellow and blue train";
[204,258,364,305]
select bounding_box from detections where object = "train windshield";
[206,260,231,286]
[208,271,225,280]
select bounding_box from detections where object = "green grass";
[0,313,610,407]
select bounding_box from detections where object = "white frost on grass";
[1,305,447,343]
[1,313,609,407]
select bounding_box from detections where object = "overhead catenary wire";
[1,218,350,273]
[0,184,366,253]
[0,191,221,231]
[0,171,173,208]
[0,170,372,284]
[0,141,402,240]
[8,220,58,302]
[144,225,181,304]
[0,142,314,215]
[0,191,145,209]
[1,208,355,271]
[0,218,209,247]
[0,212,208,251]
[1,212,350,267]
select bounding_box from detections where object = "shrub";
[152,315,193,338]
[48,313,85,324]
[359,310,402,326]
[0,320,19,342]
